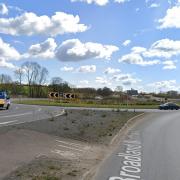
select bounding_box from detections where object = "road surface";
[93,110,180,180]
[0,103,174,127]
[0,104,65,127]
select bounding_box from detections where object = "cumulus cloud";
[77,65,96,73]
[119,39,180,67]
[60,66,74,72]
[104,67,121,74]
[144,39,180,58]
[119,53,160,66]
[0,38,20,61]
[122,40,131,47]
[158,5,180,29]
[0,12,88,36]
[112,73,141,86]
[148,80,178,91]
[0,3,8,15]
[162,60,177,70]
[0,59,16,69]
[55,39,119,62]
[71,0,109,6]
[25,38,57,59]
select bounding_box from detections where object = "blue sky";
[0,0,180,92]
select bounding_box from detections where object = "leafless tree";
[14,68,24,86]
[0,74,12,84]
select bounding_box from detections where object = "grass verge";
[14,99,159,109]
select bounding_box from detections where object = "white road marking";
[0,120,18,125]
[54,109,65,117]
[109,131,142,180]
[57,144,84,152]
[55,140,84,148]
[0,112,32,119]
[38,108,42,112]
[51,149,80,157]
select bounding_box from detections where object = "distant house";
[127,88,138,96]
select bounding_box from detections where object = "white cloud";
[149,3,160,8]
[0,12,88,36]
[148,80,179,91]
[122,40,131,47]
[0,59,16,69]
[77,65,96,73]
[25,38,57,59]
[144,39,180,58]
[112,73,141,86]
[79,80,89,84]
[104,67,121,74]
[0,3,8,15]
[96,76,110,85]
[158,5,180,29]
[119,39,180,67]
[119,53,160,66]
[71,0,109,6]
[114,0,130,4]
[60,66,74,72]
[162,60,176,70]
[55,39,119,62]
[0,38,20,61]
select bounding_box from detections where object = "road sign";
[48,92,76,99]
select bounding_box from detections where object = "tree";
[97,87,113,97]
[0,74,12,84]
[22,61,48,97]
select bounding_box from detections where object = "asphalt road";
[0,103,173,127]
[0,104,65,127]
[93,110,180,180]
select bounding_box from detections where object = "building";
[127,88,138,96]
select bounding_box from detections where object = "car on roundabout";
[0,91,10,110]
[159,102,180,110]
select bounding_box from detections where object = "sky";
[0,0,180,92]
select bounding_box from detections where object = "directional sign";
[48,92,76,99]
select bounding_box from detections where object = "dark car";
[159,102,180,110]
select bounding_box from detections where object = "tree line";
[0,61,114,98]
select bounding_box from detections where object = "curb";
[110,112,145,145]
[82,112,145,180]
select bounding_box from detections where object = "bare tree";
[0,74,12,84]
[14,68,24,86]
[22,62,41,97]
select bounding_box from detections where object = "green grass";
[13,99,160,109]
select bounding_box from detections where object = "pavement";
[93,110,180,180]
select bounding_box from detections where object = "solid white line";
[55,140,84,148]
[57,144,84,152]
[0,112,32,118]
[0,120,18,125]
